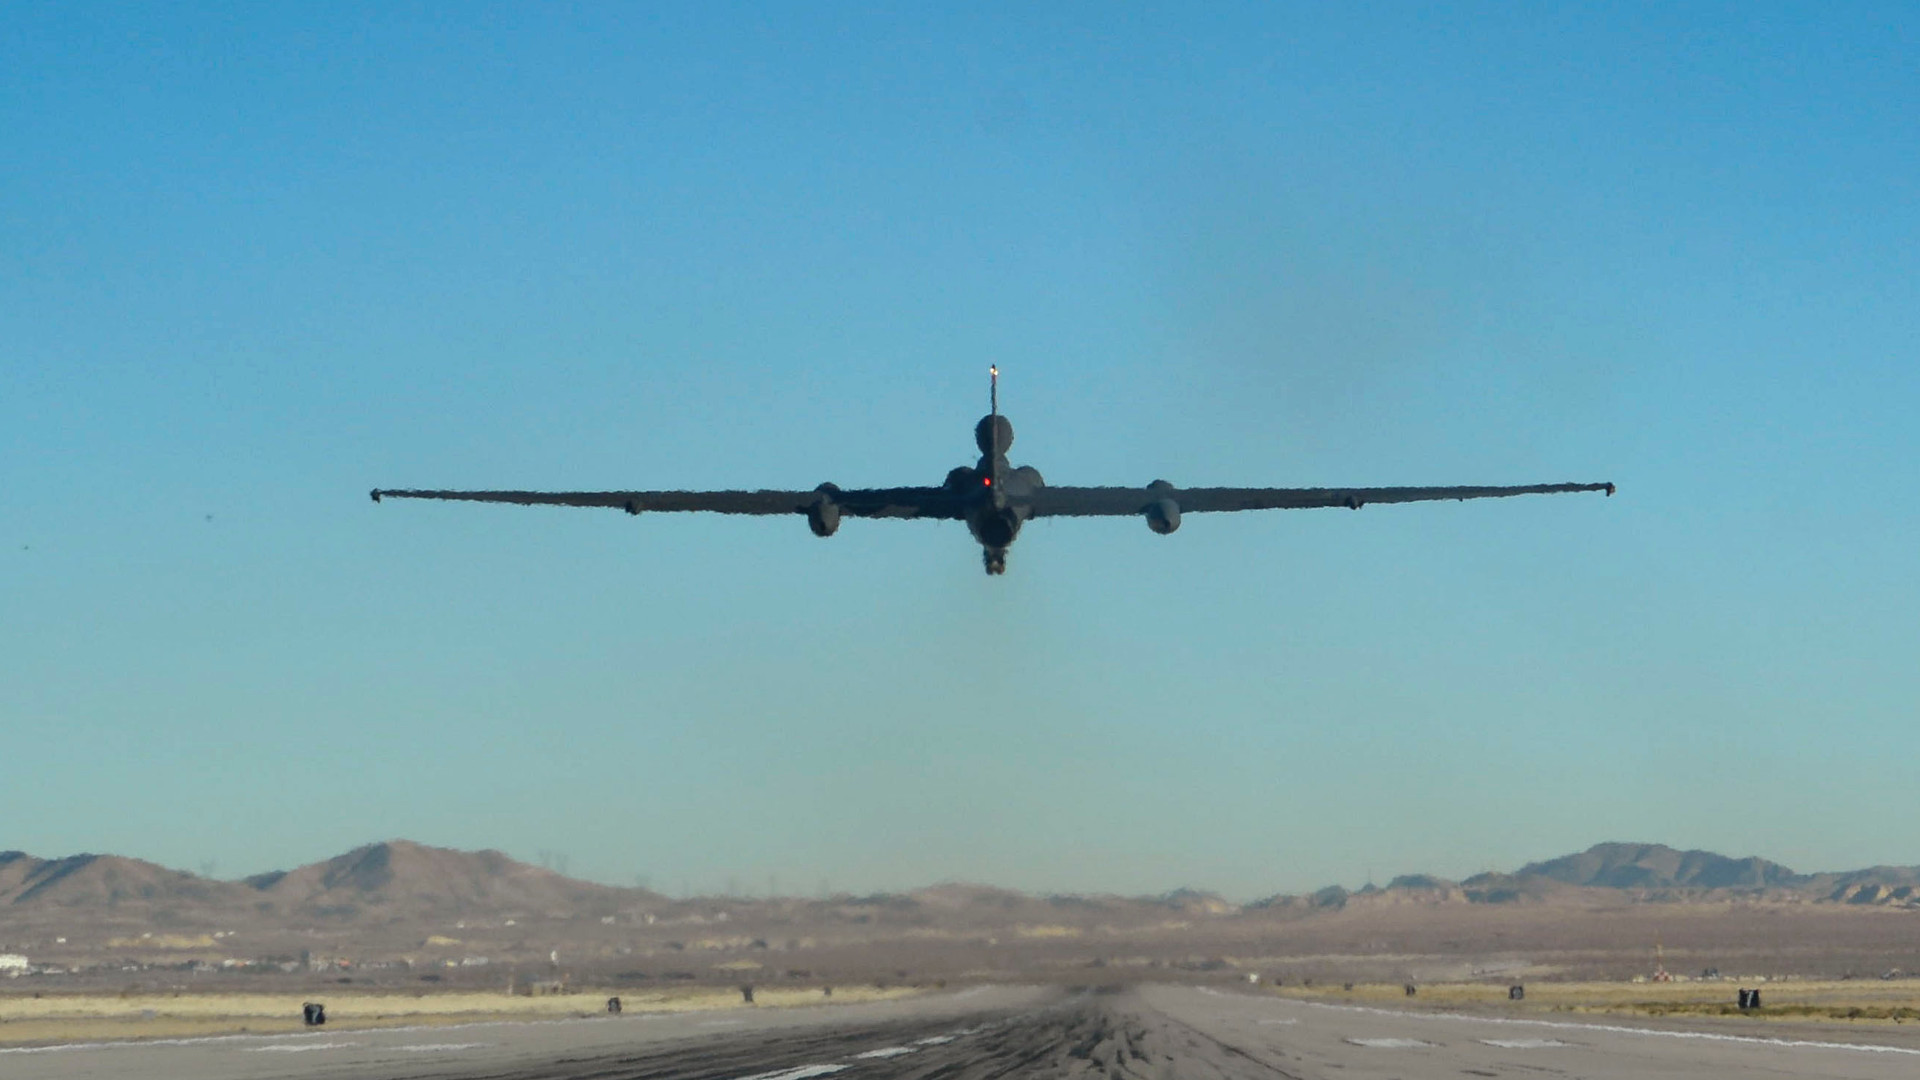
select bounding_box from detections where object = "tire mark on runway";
[322,992,1319,1080]
[367,1008,1019,1080]
[874,996,1306,1080]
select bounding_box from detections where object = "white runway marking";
[914,1035,956,1044]
[854,1046,916,1058]
[398,1042,489,1052]
[245,1042,362,1053]
[1304,1000,1920,1057]
[735,1066,849,1080]
[1482,1038,1574,1049]
[1346,1037,1435,1048]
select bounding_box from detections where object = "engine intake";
[808,484,841,537]
[1146,497,1181,535]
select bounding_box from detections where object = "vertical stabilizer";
[988,366,1004,499]
[973,366,1011,506]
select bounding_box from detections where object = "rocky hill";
[242,841,653,921]
[0,851,249,912]
[1247,843,1920,909]
[1514,842,1801,891]
[0,841,668,930]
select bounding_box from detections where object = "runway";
[10,983,1920,1079]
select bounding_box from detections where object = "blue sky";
[3,3,1916,898]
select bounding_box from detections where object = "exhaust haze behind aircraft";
[372,369,1614,574]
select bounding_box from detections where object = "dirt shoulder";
[1269,978,1920,1027]
[0,984,915,1047]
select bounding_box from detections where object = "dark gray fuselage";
[958,413,1040,574]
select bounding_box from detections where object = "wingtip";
[1605,482,1616,496]
[369,489,382,503]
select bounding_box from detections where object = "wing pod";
[807,484,842,537]
[1146,497,1181,535]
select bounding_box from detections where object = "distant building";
[0,954,28,976]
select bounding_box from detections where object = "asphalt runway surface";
[10,983,1920,1079]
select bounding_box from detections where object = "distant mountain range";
[1517,841,1920,900]
[0,841,657,924]
[2,841,1917,927]
[1302,842,1920,909]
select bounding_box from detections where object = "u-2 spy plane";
[372,368,1613,575]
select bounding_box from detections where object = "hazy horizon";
[6,5,1917,900]
[9,834,1913,908]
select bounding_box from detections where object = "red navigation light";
[983,476,992,486]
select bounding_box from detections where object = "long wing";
[1028,482,1614,517]
[369,487,962,519]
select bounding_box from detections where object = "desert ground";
[0,984,908,1046]
[10,974,1920,1048]
[9,840,1920,1072]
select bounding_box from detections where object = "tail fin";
[973,366,1010,501]
[990,364,998,419]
